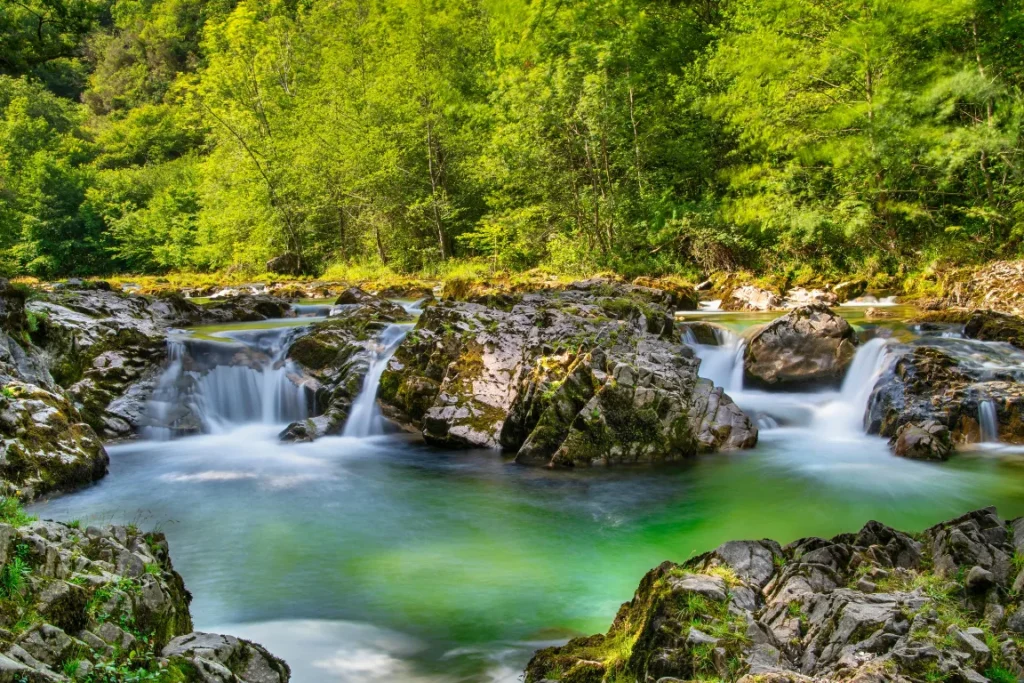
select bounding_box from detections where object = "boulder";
[0,382,108,498]
[743,305,858,389]
[380,279,756,465]
[201,295,293,323]
[892,420,952,461]
[964,309,1024,350]
[832,280,867,303]
[525,508,1024,683]
[783,287,838,308]
[265,253,302,276]
[162,632,290,683]
[723,285,782,312]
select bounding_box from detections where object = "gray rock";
[162,632,290,682]
[744,305,858,389]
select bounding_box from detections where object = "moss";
[288,336,341,370]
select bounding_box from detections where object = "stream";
[29,303,1024,682]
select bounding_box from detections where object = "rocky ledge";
[377,278,756,466]
[0,499,288,682]
[526,507,1024,683]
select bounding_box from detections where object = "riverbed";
[29,305,1024,682]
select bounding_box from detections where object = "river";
[28,302,1024,682]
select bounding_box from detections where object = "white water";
[343,324,415,437]
[841,295,898,307]
[685,332,892,436]
[979,400,1000,443]
[141,327,310,435]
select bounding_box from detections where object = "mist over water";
[29,307,1024,682]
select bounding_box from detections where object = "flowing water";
[30,306,1024,682]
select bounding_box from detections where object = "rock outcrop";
[866,339,1024,455]
[0,507,289,682]
[744,305,859,389]
[526,507,1024,683]
[379,279,756,465]
[279,290,412,442]
[964,309,1024,350]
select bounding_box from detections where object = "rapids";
[29,304,1024,682]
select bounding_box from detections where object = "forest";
[0,0,1022,280]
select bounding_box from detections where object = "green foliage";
[0,0,1022,278]
[0,497,35,525]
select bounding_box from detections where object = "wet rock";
[201,294,293,323]
[162,632,290,683]
[679,321,728,346]
[280,291,411,442]
[892,420,951,461]
[381,280,756,464]
[744,305,858,389]
[783,287,837,308]
[723,285,782,312]
[525,509,1022,683]
[866,342,1024,448]
[964,309,1024,350]
[0,381,108,498]
[832,280,867,303]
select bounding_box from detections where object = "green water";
[27,305,1024,682]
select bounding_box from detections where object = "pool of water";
[28,305,1024,682]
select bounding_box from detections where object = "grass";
[0,497,35,525]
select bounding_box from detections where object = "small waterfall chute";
[979,400,999,443]
[343,324,414,438]
[141,326,311,437]
[810,338,891,435]
[685,327,745,393]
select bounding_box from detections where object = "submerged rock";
[744,305,858,389]
[379,279,756,465]
[525,507,1024,683]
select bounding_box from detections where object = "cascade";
[343,324,414,437]
[685,328,745,393]
[811,337,892,434]
[979,400,999,443]
[141,327,310,436]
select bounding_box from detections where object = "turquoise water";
[27,306,1024,682]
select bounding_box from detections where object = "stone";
[964,309,1024,350]
[266,253,302,276]
[724,285,782,312]
[379,280,757,464]
[965,565,996,592]
[947,627,991,667]
[744,305,859,389]
[162,632,290,683]
[892,420,952,461]
[783,287,838,308]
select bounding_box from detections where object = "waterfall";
[343,324,414,437]
[141,340,187,440]
[811,338,891,434]
[686,328,745,393]
[141,327,310,437]
[979,400,999,443]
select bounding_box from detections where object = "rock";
[0,513,285,682]
[201,295,293,323]
[679,321,728,346]
[631,277,699,310]
[162,632,290,683]
[265,253,302,276]
[964,309,1024,350]
[525,509,1019,683]
[723,285,782,311]
[832,280,867,303]
[892,420,952,461]
[965,565,996,592]
[783,287,837,308]
[279,291,413,442]
[866,342,1024,449]
[864,307,893,319]
[1007,607,1024,633]
[380,280,757,464]
[743,305,859,389]
[0,381,108,498]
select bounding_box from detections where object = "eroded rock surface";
[866,339,1024,452]
[744,305,858,389]
[379,279,756,465]
[0,512,289,682]
[526,507,1024,683]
